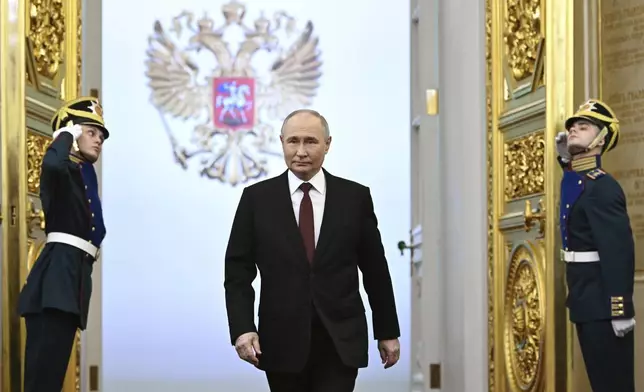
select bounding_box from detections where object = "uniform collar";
[570,155,601,172]
[69,153,84,164]
[288,169,326,195]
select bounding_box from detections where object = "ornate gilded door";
[486,0,585,390]
[489,0,644,390]
[1,0,84,390]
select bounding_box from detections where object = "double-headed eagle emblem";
[145,1,323,186]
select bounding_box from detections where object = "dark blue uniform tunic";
[17,131,106,392]
[559,155,634,392]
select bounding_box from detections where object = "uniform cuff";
[610,295,633,318]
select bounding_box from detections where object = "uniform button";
[563,215,566,219]
[91,213,95,218]
[85,185,88,190]
[89,240,93,244]
[566,204,570,208]
[88,199,91,203]
[92,227,96,231]
[578,180,582,185]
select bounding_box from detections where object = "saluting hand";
[53,124,83,141]
[234,332,262,366]
[378,338,401,369]
[555,131,571,162]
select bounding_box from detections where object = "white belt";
[47,232,99,259]
[562,250,599,263]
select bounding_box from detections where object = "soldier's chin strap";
[585,127,608,151]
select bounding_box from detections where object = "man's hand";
[377,338,400,369]
[555,131,571,162]
[612,318,636,337]
[53,124,83,141]
[234,332,262,366]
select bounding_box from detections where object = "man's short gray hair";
[280,109,330,138]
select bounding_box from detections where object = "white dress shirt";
[288,169,326,246]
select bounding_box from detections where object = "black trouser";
[24,308,79,392]
[576,320,634,392]
[266,311,358,392]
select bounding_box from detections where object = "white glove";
[555,131,571,162]
[612,318,636,337]
[52,124,83,141]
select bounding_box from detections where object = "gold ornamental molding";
[504,242,546,392]
[504,0,542,81]
[26,0,82,99]
[485,0,495,388]
[76,0,82,92]
[26,0,65,96]
[27,130,52,195]
[28,0,65,79]
[503,0,545,98]
[504,131,545,200]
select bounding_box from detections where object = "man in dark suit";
[555,99,635,392]
[224,109,401,391]
[18,97,108,392]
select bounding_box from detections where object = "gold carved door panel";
[1,0,84,390]
[487,0,575,390]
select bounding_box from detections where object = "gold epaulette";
[586,168,606,180]
[69,154,82,164]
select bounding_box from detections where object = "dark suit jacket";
[224,169,400,372]
[18,132,106,330]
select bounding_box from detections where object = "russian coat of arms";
[145,0,323,185]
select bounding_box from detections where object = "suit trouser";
[576,320,634,392]
[24,308,79,392]
[266,310,358,392]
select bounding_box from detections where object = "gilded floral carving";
[504,132,545,200]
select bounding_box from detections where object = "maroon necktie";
[299,183,315,264]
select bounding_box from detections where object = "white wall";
[101,1,411,391]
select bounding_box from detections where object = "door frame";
[1,0,28,390]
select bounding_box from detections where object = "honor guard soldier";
[18,97,108,392]
[556,99,635,392]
